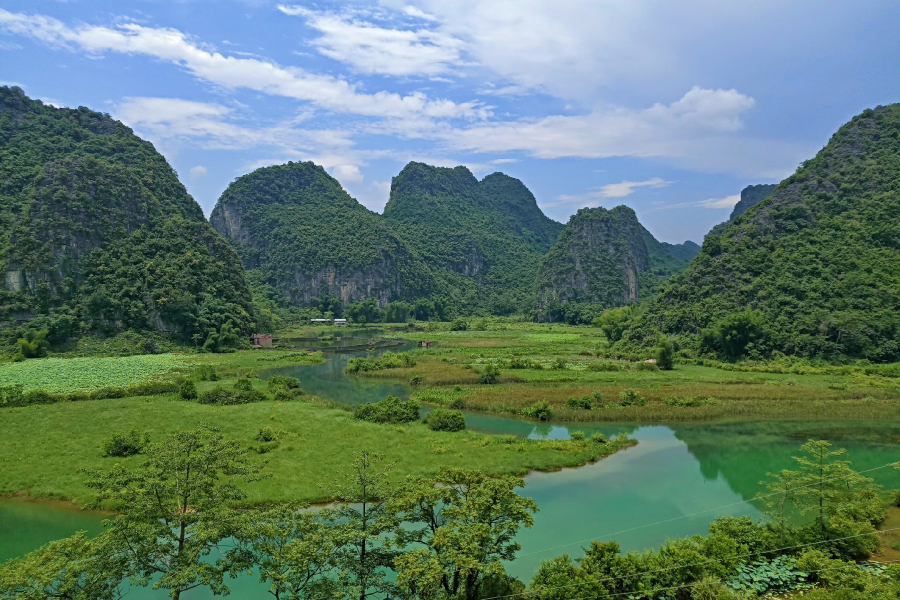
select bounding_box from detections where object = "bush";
[619,389,645,406]
[179,380,198,400]
[345,352,416,374]
[23,389,55,405]
[448,397,466,409]
[553,357,567,370]
[0,384,26,408]
[354,395,420,424]
[521,400,553,421]
[100,430,150,457]
[16,329,49,359]
[701,309,771,361]
[125,381,180,396]
[479,363,501,384]
[234,377,253,391]
[409,373,425,386]
[254,427,284,442]
[273,388,306,401]
[663,396,717,407]
[89,387,127,400]
[570,431,585,441]
[267,375,300,391]
[195,364,219,381]
[588,361,621,372]
[508,356,538,369]
[657,336,675,370]
[197,387,267,406]
[635,361,659,371]
[425,409,466,432]
[450,318,468,331]
[591,433,607,444]
[565,396,593,410]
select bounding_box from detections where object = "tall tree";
[82,425,267,600]
[321,451,399,600]
[391,468,537,600]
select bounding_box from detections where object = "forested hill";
[624,104,900,361]
[210,161,437,306]
[0,87,252,346]
[707,183,778,237]
[383,162,562,313]
[534,206,695,322]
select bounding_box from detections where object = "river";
[2,334,899,597]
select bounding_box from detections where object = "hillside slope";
[626,105,900,361]
[0,87,252,344]
[383,162,561,313]
[708,184,778,237]
[210,162,437,307]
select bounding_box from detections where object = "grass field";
[0,393,632,506]
[353,323,900,421]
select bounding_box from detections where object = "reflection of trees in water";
[670,420,900,504]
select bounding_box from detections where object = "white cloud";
[114,97,355,156]
[278,5,466,77]
[0,9,486,119]
[489,158,517,164]
[696,194,740,208]
[189,165,207,179]
[331,164,364,185]
[544,177,671,208]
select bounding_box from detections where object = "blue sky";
[2,1,898,243]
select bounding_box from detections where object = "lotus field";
[0,355,187,393]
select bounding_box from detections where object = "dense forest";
[0,87,252,351]
[620,104,900,362]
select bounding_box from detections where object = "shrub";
[565,396,593,410]
[179,380,198,400]
[553,357,567,370]
[448,397,466,409]
[345,352,416,374]
[663,396,716,407]
[16,329,49,359]
[195,364,218,381]
[23,389,55,405]
[197,387,267,405]
[619,389,645,406]
[0,385,26,408]
[591,433,607,444]
[251,441,280,454]
[588,361,621,372]
[450,318,468,331]
[255,427,283,442]
[521,400,553,421]
[267,375,300,391]
[656,336,675,370]
[198,387,233,405]
[89,387,127,400]
[234,377,253,391]
[508,356,536,369]
[570,431,585,441]
[409,373,425,386]
[425,409,466,432]
[126,381,180,396]
[635,361,659,371]
[100,430,150,457]
[273,388,306,402]
[354,395,420,424]
[479,363,501,384]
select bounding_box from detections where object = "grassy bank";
[347,324,900,421]
[0,391,634,506]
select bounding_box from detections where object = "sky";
[1,1,898,243]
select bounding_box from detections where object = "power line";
[518,460,900,558]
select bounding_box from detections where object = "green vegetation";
[535,206,692,324]
[622,104,900,362]
[708,183,779,237]
[0,354,186,393]
[0,87,252,350]
[99,429,150,458]
[345,351,417,374]
[424,408,466,431]
[354,395,421,424]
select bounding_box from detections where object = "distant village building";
[250,333,273,348]
[334,319,348,327]
[310,319,331,324]
[419,340,434,348]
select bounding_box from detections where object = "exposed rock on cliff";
[0,86,251,340]
[210,161,436,306]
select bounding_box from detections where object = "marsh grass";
[0,396,634,505]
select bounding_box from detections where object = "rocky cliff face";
[707,183,779,238]
[0,87,251,339]
[535,206,650,316]
[210,161,437,306]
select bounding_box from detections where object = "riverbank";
[343,326,900,421]
[0,391,635,506]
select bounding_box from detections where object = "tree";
[203,319,241,353]
[701,309,770,360]
[226,503,341,600]
[759,468,804,541]
[16,328,49,358]
[81,425,267,600]
[321,451,399,600]
[391,468,537,600]
[594,306,639,343]
[656,335,675,370]
[0,531,128,600]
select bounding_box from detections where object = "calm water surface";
[2,336,898,596]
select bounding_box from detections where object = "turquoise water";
[2,338,898,596]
